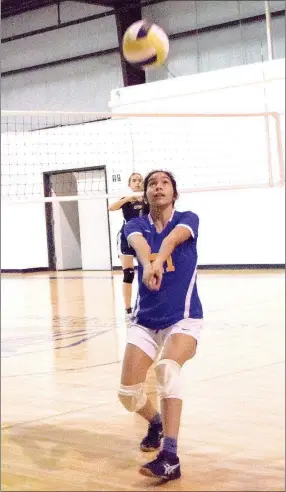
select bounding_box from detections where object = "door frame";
[43,165,113,271]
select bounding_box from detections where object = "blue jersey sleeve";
[124,218,144,242]
[176,211,199,239]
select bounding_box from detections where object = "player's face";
[129,174,143,192]
[146,172,175,207]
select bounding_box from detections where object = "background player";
[109,173,149,317]
[118,170,203,481]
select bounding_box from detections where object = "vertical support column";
[57,0,61,26]
[264,0,274,60]
[115,2,146,86]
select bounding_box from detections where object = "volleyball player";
[109,173,149,317]
[117,170,203,480]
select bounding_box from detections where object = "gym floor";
[1,269,284,491]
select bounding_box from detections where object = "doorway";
[43,166,112,271]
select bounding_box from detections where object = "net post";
[272,112,285,185]
[264,0,274,61]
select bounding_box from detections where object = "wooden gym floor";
[1,269,285,491]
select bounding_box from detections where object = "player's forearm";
[108,197,129,211]
[156,227,191,265]
[128,235,151,267]
[156,237,177,265]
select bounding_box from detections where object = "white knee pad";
[118,383,147,412]
[155,359,182,400]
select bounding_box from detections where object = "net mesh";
[1,111,284,202]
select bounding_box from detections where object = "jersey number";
[150,253,175,272]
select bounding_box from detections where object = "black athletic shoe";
[140,421,163,452]
[139,450,181,480]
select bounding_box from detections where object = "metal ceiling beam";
[0,0,115,18]
[115,0,145,86]
[1,0,57,18]
[69,0,115,4]
[0,0,135,18]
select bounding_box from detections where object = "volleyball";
[122,20,169,70]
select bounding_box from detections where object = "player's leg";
[117,229,135,315]
[159,328,197,440]
[120,254,134,315]
[118,325,163,451]
[139,319,202,480]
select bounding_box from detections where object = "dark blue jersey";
[125,210,203,330]
[121,199,149,224]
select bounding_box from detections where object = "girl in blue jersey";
[109,173,149,317]
[118,170,203,481]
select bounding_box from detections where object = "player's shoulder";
[132,214,150,227]
[125,214,149,231]
[173,210,199,223]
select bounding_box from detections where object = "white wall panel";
[1,60,285,270]
[60,1,112,22]
[2,15,118,72]
[142,1,285,35]
[1,53,123,111]
[1,6,58,38]
[146,15,285,83]
[1,2,112,38]
[240,0,285,16]
[272,16,286,59]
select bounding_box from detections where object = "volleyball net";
[1,110,284,204]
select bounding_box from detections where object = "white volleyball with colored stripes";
[122,20,169,70]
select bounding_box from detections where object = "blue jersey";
[124,210,203,330]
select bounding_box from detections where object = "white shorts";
[126,318,203,361]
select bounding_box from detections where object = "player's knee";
[123,268,134,284]
[118,383,147,412]
[155,359,182,400]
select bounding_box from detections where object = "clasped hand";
[143,260,164,291]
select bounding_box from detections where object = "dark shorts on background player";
[117,229,136,257]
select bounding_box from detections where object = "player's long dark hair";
[143,170,179,204]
